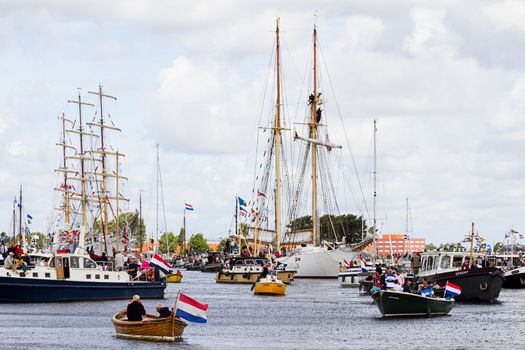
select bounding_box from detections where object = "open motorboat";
[216,257,296,284]
[253,275,286,296]
[338,266,362,287]
[372,290,455,317]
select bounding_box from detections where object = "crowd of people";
[370,266,437,296]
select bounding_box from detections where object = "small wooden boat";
[166,273,183,283]
[372,290,455,317]
[253,276,286,296]
[112,309,187,342]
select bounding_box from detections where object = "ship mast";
[88,85,117,254]
[372,119,377,260]
[156,144,160,253]
[18,184,23,245]
[310,24,319,246]
[68,92,95,251]
[56,113,75,232]
[274,18,283,253]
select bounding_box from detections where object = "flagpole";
[183,206,186,255]
[19,184,23,245]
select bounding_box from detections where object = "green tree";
[158,231,183,254]
[94,211,146,250]
[188,233,209,254]
[425,243,437,251]
[288,213,366,243]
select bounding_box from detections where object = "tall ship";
[275,21,371,278]
[0,86,165,302]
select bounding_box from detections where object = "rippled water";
[1,270,524,349]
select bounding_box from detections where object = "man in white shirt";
[114,251,125,271]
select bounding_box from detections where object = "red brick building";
[372,234,426,256]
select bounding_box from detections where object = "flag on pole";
[359,254,368,272]
[149,253,172,274]
[444,281,462,297]
[237,197,247,206]
[175,293,208,323]
[184,203,194,211]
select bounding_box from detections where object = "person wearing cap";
[4,252,16,272]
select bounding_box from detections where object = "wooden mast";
[372,119,377,259]
[469,222,475,268]
[18,184,23,245]
[274,17,283,253]
[89,85,116,254]
[12,196,16,239]
[310,24,319,246]
[115,151,120,252]
[68,92,94,251]
[60,113,72,229]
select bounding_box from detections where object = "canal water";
[1,270,524,349]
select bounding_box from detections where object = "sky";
[0,0,524,245]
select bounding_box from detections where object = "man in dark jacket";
[156,304,172,318]
[127,295,146,321]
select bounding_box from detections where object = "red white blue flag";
[445,281,462,297]
[149,253,172,274]
[185,203,194,211]
[175,293,208,323]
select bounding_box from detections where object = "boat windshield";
[83,258,97,269]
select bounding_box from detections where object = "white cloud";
[484,0,525,33]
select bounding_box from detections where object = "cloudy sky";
[1,0,524,245]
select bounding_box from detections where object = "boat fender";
[341,275,346,282]
[480,282,488,291]
[243,273,249,279]
[224,271,230,277]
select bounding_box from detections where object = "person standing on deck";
[114,251,125,271]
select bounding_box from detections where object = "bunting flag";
[27,214,33,220]
[237,197,247,206]
[257,191,266,198]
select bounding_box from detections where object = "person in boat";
[385,269,402,292]
[114,251,125,271]
[339,262,346,273]
[156,304,172,318]
[127,295,146,321]
[175,269,182,275]
[395,269,405,286]
[15,255,28,273]
[260,263,270,279]
[127,258,140,279]
[402,279,413,293]
[3,252,16,272]
[461,259,470,271]
[419,278,434,297]
[146,267,156,281]
[373,266,383,289]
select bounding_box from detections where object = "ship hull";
[0,276,166,302]
[278,246,357,278]
[421,267,504,302]
[373,290,454,317]
[503,267,525,289]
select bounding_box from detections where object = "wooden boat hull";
[421,267,504,302]
[503,267,525,288]
[253,281,286,295]
[0,276,165,302]
[166,274,183,283]
[216,270,294,284]
[112,310,186,342]
[373,290,455,317]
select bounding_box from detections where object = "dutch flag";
[359,254,368,273]
[175,293,208,323]
[444,281,462,297]
[185,203,194,211]
[149,253,172,274]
